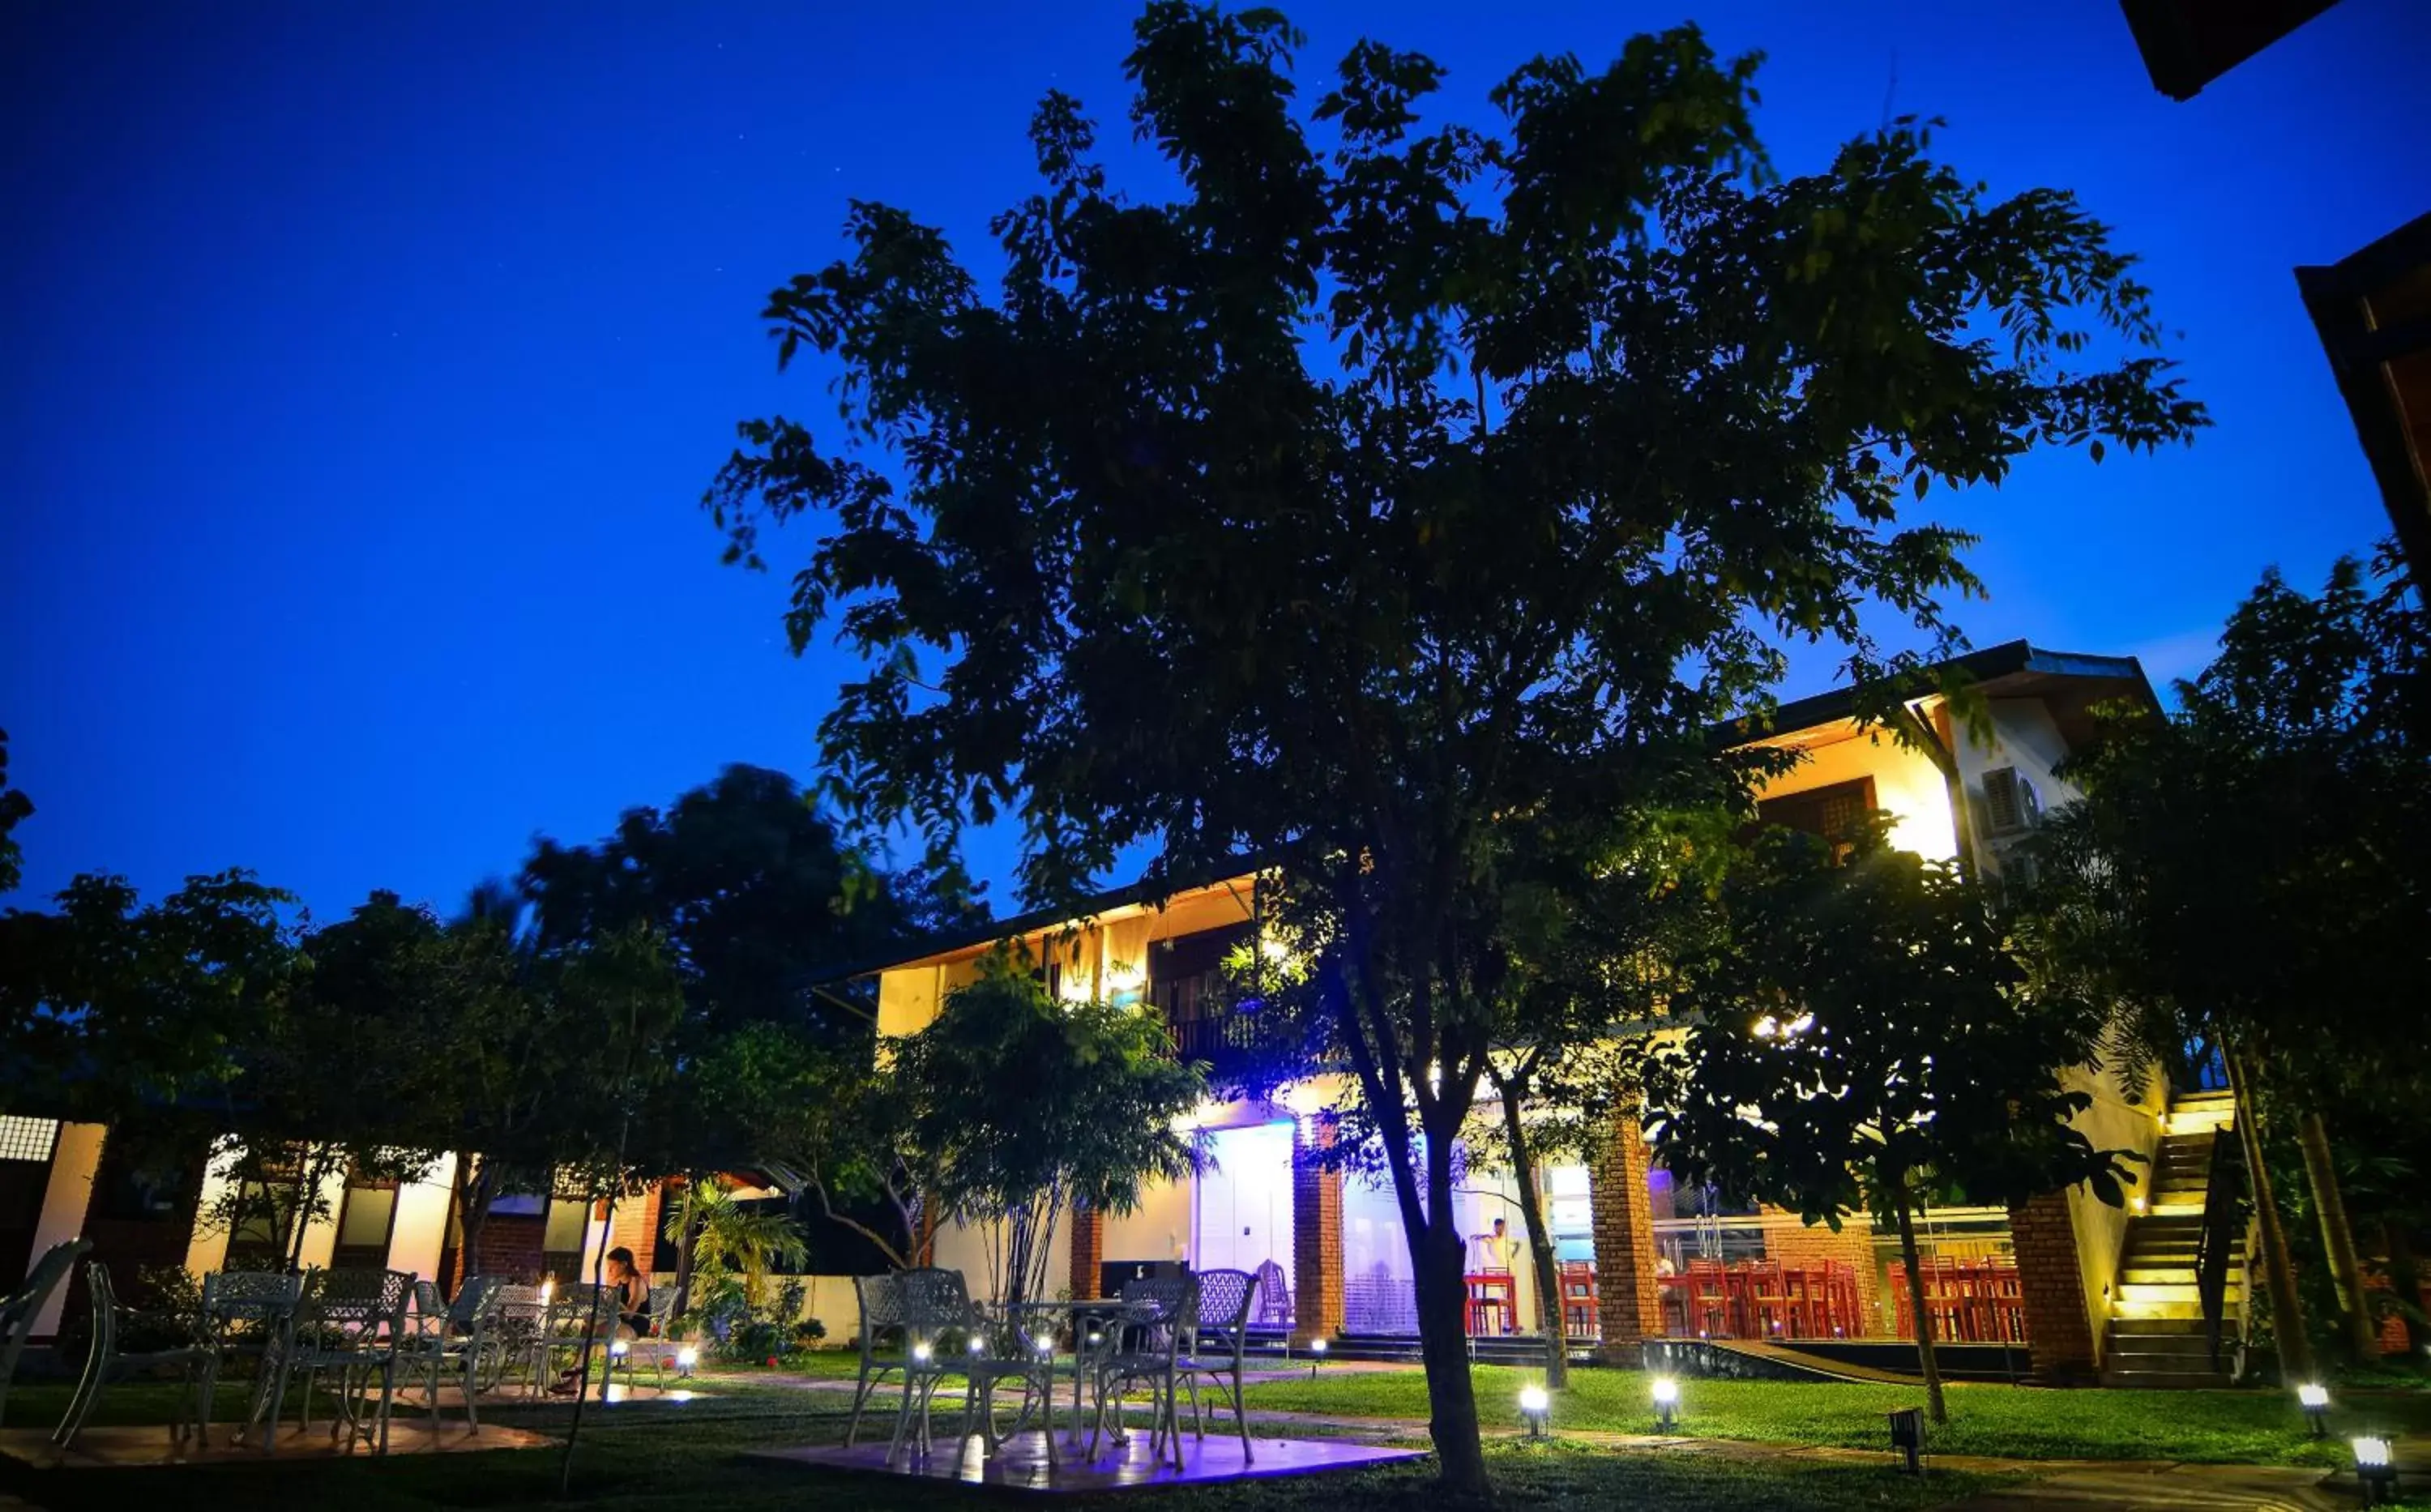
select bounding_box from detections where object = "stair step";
[2107,1317,2213,1336]
[2120,1266,2199,1285]
[2104,1333,2221,1359]
[2101,1369,2235,1389]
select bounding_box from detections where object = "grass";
[0,1376,2014,1511]
[1241,1363,2431,1469]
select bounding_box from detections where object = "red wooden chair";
[1741,1259,1790,1339]
[1685,1258,1732,1337]
[1559,1262,1600,1340]
[1822,1259,1861,1337]
[1464,1272,1516,1336]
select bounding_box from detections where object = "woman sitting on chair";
[548,1247,652,1395]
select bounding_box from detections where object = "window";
[1758,777,1878,861]
[332,1172,400,1270]
[541,1196,590,1280]
[0,1117,59,1165]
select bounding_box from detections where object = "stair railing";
[2192,1121,2247,1372]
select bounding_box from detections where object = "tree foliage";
[0,728,31,897]
[887,962,1203,1309]
[2025,541,2430,1363]
[707,3,2199,1483]
[1651,829,2131,1420]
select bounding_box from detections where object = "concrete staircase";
[2101,1089,2244,1388]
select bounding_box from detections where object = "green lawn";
[1242,1363,2431,1469]
[0,1377,2011,1511]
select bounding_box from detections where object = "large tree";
[0,728,32,897]
[516,764,976,1301]
[0,869,296,1126]
[704,6,2199,1485]
[1652,830,2134,1424]
[2028,543,2430,1368]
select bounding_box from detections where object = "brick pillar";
[1589,1108,1664,1366]
[1069,1201,1104,1298]
[2009,1192,2096,1380]
[1762,1207,1886,1335]
[1292,1117,1344,1345]
[609,1181,664,1275]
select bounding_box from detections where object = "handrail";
[2192,1118,2246,1371]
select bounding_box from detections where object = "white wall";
[28,1122,106,1336]
[1102,1173,1193,1275]
[388,1155,455,1283]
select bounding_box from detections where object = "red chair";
[1465,1272,1516,1336]
[1685,1259,1732,1337]
[1741,1259,1790,1339]
[1822,1259,1861,1337]
[1559,1262,1600,1340]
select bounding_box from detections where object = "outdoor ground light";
[1651,1376,1680,1432]
[2298,1382,2331,1437]
[1887,1406,1925,1474]
[1519,1384,1551,1438]
[912,1342,933,1365]
[675,1345,697,1380]
[2353,1436,2397,1504]
[609,1339,630,1362]
[1309,1337,1327,1380]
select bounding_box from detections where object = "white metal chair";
[52,1262,214,1451]
[609,1284,681,1392]
[844,1272,906,1448]
[1091,1274,1194,1469]
[200,1268,304,1450]
[481,1282,546,1394]
[955,1301,1064,1466]
[264,1267,413,1454]
[396,1274,504,1430]
[0,1237,88,1430]
[1177,1267,1260,1462]
[530,1282,613,1397]
[884,1268,985,1466]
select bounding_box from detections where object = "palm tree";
[665,1182,808,1314]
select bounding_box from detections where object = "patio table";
[1001,1298,1128,1444]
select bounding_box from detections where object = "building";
[0,640,2238,1382]
[849,642,2224,1383]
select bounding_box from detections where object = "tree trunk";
[1891,1175,1947,1426]
[1413,1207,1490,1496]
[2224,1044,2314,1381]
[455,1157,494,1298]
[2295,1111,2382,1360]
[1494,1090,1568,1389]
[672,1185,699,1318]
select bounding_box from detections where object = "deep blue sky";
[3,0,2424,921]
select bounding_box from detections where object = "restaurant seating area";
[0,1241,678,1464]
[1885,1258,2028,1343]
[1660,1258,1870,1340]
[1468,1249,2032,1346]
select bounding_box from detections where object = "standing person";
[549,1247,653,1395]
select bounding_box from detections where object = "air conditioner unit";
[1980,766,2042,838]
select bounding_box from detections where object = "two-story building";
[848,641,2215,1383]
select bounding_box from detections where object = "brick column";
[2009,1192,2096,1380]
[1763,1207,1885,1335]
[609,1181,664,1274]
[1292,1117,1344,1345]
[1069,1201,1104,1298]
[1589,1108,1664,1366]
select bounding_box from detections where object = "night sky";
[3,0,2424,921]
